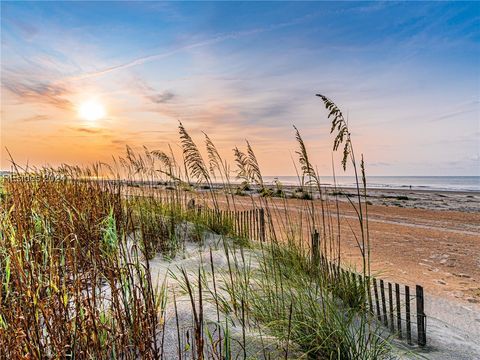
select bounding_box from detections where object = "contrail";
[67,14,318,81]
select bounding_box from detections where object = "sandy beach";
[133,183,480,307]
[219,188,480,305]
[169,185,480,357]
[343,200,479,303]
[217,188,480,357]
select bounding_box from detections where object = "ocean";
[261,176,480,192]
[2,170,478,192]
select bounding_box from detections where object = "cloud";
[3,79,73,110]
[369,162,392,167]
[70,127,104,134]
[147,91,176,104]
[429,100,479,122]
[3,17,38,40]
[130,77,177,105]
[19,115,50,123]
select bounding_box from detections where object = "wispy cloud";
[370,162,392,167]
[66,14,321,81]
[3,17,38,40]
[19,115,50,123]
[147,91,176,104]
[133,79,177,104]
[71,127,105,134]
[429,100,479,122]
[3,79,73,110]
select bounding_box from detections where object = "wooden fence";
[196,206,266,242]
[311,231,427,347]
[194,206,427,347]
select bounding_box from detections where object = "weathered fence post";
[373,278,381,321]
[380,280,388,326]
[240,211,244,238]
[311,229,320,267]
[251,210,254,239]
[239,211,243,238]
[388,282,394,332]
[234,211,239,236]
[367,276,373,314]
[244,210,247,238]
[405,285,412,345]
[416,285,426,346]
[255,209,260,241]
[259,208,265,242]
[395,283,402,339]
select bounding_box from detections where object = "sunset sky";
[1,1,479,176]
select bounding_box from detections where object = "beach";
[214,187,480,357]
[212,188,479,303]
[336,191,479,302]
[131,182,480,307]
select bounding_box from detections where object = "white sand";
[139,225,480,359]
[146,229,288,359]
[415,295,480,359]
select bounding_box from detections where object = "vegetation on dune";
[0,95,395,359]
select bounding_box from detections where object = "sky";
[1,1,479,176]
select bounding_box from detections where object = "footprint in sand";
[440,257,457,267]
[456,273,471,278]
[450,290,464,298]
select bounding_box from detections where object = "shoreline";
[229,182,480,195]
[201,183,480,213]
[123,180,480,212]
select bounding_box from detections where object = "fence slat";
[373,278,381,321]
[416,285,426,346]
[235,211,239,235]
[380,280,388,326]
[249,210,255,240]
[240,211,244,238]
[259,208,265,242]
[257,209,260,241]
[388,282,394,332]
[395,283,402,339]
[367,277,373,314]
[405,285,412,345]
[311,230,319,266]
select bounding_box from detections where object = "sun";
[78,100,106,123]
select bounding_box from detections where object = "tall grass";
[0,171,164,358]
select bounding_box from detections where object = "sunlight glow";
[78,100,106,123]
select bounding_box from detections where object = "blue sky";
[1,1,479,175]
